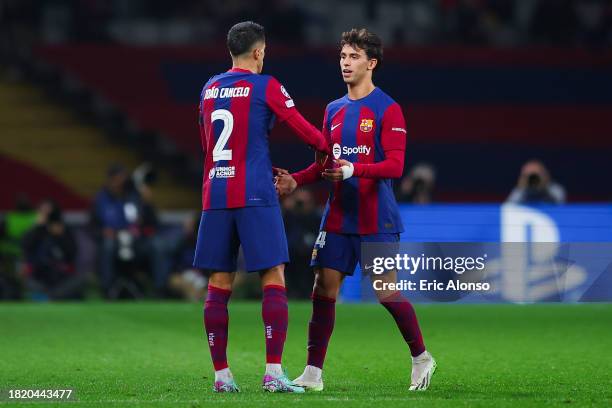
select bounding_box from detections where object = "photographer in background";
[91,163,170,298]
[506,159,566,204]
[282,188,321,298]
[396,163,436,204]
[167,212,206,301]
[22,205,83,300]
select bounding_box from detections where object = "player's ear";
[253,43,265,61]
[368,59,378,71]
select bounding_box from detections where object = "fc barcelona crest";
[360,119,374,132]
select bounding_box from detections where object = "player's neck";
[231,59,258,74]
[347,80,376,101]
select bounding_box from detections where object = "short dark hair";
[340,28,383,70]
[227,21,265,57]
[107,163,127,178]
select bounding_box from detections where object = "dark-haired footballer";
[194,21,329,393]
[275,29,436,391]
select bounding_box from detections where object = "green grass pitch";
[1,302,611,407]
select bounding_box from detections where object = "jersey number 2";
[211,109,233,162]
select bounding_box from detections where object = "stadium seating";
[34,45,612,202]
[0,80,199,210]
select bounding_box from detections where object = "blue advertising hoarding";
[341,204,612,303]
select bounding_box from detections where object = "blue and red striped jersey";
[320,87,407,234]
[198,68,298,210]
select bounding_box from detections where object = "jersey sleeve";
[291,108,332,185]
[292,161,323,186]
[380,103,407,152]
[266,76,330,153]
[265,76,298,123]
[352,103,407,179]
[321,105,331,142]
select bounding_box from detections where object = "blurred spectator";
[0,194,37,259]
[22,204,84,300]
[168,212,207,301]
[0,194,37,299]
[506,159,566,204]
[90,163,170,298]
[282,189,320,298]
[396,163,436,204]
[481,0,519,45]
[2,0,611,48]
[442,0,488,45]
[530,0,579,45]
[73,0,113,42]
[575,0,612,48]
[0,0,39,56]
[262,0,307,43]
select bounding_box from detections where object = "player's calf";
[204,285,232,376]
[377,290,436,390]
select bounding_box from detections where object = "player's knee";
[260,264,285,287]
[375,290,393,303]
[375,288,403,303]
[208,272,233,291]
[313,270,340,299]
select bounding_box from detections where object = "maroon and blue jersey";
[321,87,407,234]
[198,68,298,210]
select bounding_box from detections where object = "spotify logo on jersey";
[332,143,372,159]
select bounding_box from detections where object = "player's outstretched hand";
[273,167,290,187]
[273,167,290,176]
[322,159,353,182]
[275,174,298,197]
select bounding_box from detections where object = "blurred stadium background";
[1,0,612,301]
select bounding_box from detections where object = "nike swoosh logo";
[331,123,341,131]
[363,265,373,270]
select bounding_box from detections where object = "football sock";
[262,285,288,365]
[380,292,426,357]
[204,285,231,371]
[302,365,323,381]
[265,363,284,377]
[214,367,233,383]
[412,350,429,362]
[307,293,336,369]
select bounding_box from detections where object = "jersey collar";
[228,68,254,74]
[346,87,379,103]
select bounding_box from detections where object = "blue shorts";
[310,231,400,276]
[193,206,289,273]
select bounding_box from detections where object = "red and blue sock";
[380,292,426,357]
[262,285,288,365]
[306,293,336,369]
[204,285,231,371]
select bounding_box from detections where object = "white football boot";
[409,351,437,391]
[293,365,324,391]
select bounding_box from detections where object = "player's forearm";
[284,112,330,154]
[292,162,323,186]
[352,150,405,179]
